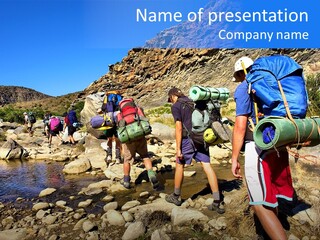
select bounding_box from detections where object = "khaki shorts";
[122,137,149,164]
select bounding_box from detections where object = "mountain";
[0,86,51,106]
[84,48,320,108]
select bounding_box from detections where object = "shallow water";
[0,160,105,203]
[0,159,239,207]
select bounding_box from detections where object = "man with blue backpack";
[100,89,123,165]
[231,55,304,240]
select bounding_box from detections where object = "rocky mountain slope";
[0,86,51,106]
[84,48,320,108]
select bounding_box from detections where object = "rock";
[42,215,58,225]
[32,202,50,211]
[102,195,114,202]
[78,199,93,208]
[122,221,145,240]
[171,207,209,226]
[150,123,175,141]
[183,171,196,177]
[122,211,134,222]
[56,200,67,208]
[151,229,171,240]
[39,188,57,197]
[121,200,141,211]
[0,228,27,240]
[208,217,227,230]
[104,210,125,226]
[103,202,118,212]
[63,157,91,174]
[82,219,96,233]
[0,138,28,160]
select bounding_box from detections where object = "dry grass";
[12,92,81,115]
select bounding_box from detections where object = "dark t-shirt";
[171,96,193,132]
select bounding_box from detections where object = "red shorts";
[244,142,294,208]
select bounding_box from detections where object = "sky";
[0,0,317,97]
[0,0,208,96]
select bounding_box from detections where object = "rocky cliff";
[0,86,51,106]
[84,48,320,108]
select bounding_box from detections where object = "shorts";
[122,137,149,164]
[177,138,210,165]
[68,125,76,136]
[49,129,59,136]
[244,141,294,208]
[104,126,117,138]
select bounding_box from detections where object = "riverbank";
[0,118,319,240]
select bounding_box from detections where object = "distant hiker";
[23,112,34,136]
[43,112,51,137]
[100,89,123,164]
[63,108,77,145]
[165,87,225,214]
[48,115,63,147]
[231,56,295,240]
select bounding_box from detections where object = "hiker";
[23,112,34,136]
[43,112,51,137]
[121,135,159,190]
[63,108,77,145]
[48,115,63,147]
[99,89,123,164]
[231,56,294,240]
[165,87,225,214]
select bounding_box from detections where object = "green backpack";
[28,112,36,124]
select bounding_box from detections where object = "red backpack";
[116,98,147,126]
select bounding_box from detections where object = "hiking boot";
[149,175,160,190]
[105,155,112,163]
[208,201,225,214]
[165,193,182,206]
[120,179,130,189]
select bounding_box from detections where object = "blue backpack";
[102,93,123,113]
[246,55,308,118]
[68,110,78,125]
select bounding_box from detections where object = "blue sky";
[0,0,317,96]
[0,0,208,96]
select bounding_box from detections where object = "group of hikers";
[23,107,79,147]
[21,53,308,239]
[96,54,309,240]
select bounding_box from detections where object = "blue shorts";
[177,138,210,165]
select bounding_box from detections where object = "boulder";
[63,157,91,174]
[80,92,105,127]
[0,138,28,160]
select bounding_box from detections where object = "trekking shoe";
[208,201,225,214]
[121,180,130,189]
[149,176,160,190]
[105,155,112,162]
[165,193,182,206]
[115,158,121,164]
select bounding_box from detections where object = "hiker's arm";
[175,120,183,159]
[231,115,248,178]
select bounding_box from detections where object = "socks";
[212,192,221,202]
[174,188,181,196]
[124,175,131,182]
[147,169,156,179]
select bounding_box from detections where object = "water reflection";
[0,160,103,203]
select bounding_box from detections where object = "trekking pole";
[241,61,259,124]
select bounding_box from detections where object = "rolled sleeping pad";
[253,116,320,150]
[189,86,230,102]
[203,128,224,145]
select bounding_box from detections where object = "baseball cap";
[167,87,184,102]
[232,56,254,82]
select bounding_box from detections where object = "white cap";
[234,56,254,73]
